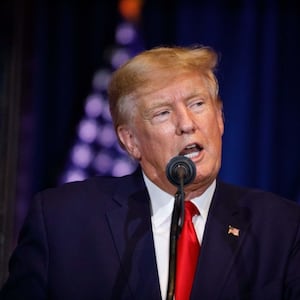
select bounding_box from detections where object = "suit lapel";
[191,181,251,299]
[105,173,251,300]
[106,179,162,300]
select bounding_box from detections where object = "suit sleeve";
[284,213,300,299]
[0,194,49,300]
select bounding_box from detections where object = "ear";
[117,125,141,160]
[216,99,224,136]
[217,107,224,136]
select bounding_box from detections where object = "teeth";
[185,144,196,149]
[180,143,202,157]
[184,151,199,159]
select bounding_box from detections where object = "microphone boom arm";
[166,187,184,300]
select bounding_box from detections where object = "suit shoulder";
[217,181,300,217]
[34,171,142,209]
[39,175,121,196]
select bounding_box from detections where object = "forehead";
[135,72,211,105]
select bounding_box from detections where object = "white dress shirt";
[143,173,216,300]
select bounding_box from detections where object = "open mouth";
[179,143,203,159]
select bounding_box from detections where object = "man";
[1,46,300,300]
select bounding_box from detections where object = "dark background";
[1,0,300,283]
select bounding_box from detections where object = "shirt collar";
[143,173,174,228]
[143,172,216,228]
[191,180,216,223]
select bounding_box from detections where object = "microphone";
[165,155,196,300]
[166,155,196,187]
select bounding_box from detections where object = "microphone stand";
[166,178,185,300]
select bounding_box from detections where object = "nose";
[175,106,195,135]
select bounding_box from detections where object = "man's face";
[118,72,224,196]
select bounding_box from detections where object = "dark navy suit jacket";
[1,168,300,299]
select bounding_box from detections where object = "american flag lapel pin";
[228,225,240,237]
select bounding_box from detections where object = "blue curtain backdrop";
[142,0,300,202]
[19,0,300,226]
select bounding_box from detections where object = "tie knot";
[184,201,199,219]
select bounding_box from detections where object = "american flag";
[228,225,240,237]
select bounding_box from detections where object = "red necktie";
[175,201,200,300]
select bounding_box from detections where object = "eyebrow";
[141,89,210,118]
[142,99,171,119]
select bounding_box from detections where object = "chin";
[194,172,215,186]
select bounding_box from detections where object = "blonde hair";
[108,45,221,140]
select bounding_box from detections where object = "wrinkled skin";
[118,72,224,198]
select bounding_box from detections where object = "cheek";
[136,128,174,159]
[142,122,174,141]
[202,115,223,148]
[133,118,176,155]
[209,108,224,134]
[132,127,156,154]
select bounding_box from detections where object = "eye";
[157,110,170,116]
[189,100,204,111]
[152,109,170,123]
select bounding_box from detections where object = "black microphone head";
[166,155,196,187]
